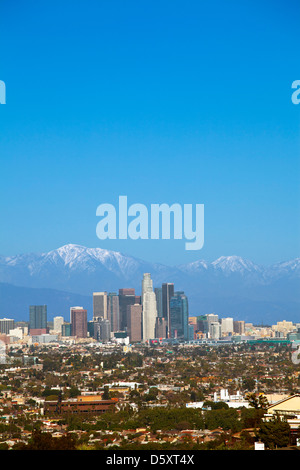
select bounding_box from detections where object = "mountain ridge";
[2,243,299,275]
[0,244,299,323]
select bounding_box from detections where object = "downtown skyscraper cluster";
[26,273,190,344]
[90,273,189,344]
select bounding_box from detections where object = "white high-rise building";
[53,316,64,334]
[221,317,234,335]
[93,292,108,320]
[206,313,218,326]
[142,273,157,342]
[209,321,221,339]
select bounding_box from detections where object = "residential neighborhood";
[1,335,300,450]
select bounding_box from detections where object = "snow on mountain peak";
[211,255,260,273]
[42,244,143,278]
[46,244,120,263]
[1,245,298,282]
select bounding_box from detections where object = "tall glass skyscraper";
[170,292,189,340]
[29,305,47,331]
[162,283,174,337]
[107,292,120,332]
[118,288,137,331]
[154,287,163,317]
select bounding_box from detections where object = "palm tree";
[245,392,269,410]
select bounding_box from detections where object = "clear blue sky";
[0,0,299,265]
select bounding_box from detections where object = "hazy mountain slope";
[0,282,92,322]
[0,245,299,323]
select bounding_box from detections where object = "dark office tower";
[154,287,163,317]
[70,307,87,338]
[188,324,195,341]
[170,292,189,340]
[162,283,174,336]
[87,321,95,338]
[94,317,111,342]
[196,315,207,333]
[62,322,72,337]
[29,305,47,331]
[126,304,142,343]
[118,288,136,331]
[233,320,245,335]
[0,318,14,335]
[107,293,120,332]
[155,317,168,339]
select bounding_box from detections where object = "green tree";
[242,377,256,392]
[257,415,290,449]
[204,408,241,432]
[240,407,264,429]
[68,386,80,398]
[145,387,159,402]
[204,400,229,410]
[102,386,110,400]
[14,429,78,450]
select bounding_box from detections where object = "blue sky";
[0,0,299,265]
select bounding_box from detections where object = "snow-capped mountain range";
[0,244,299,324]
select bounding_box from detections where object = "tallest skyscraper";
[141,273,157,342]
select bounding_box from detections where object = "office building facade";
[210,321,221,339]
[233,320,245,335]
[126,304,142,343]
[221,317,234,335]
[0,318,14,335]
[94,317,111,342]
[107,292,120,332]
[162,283,174,337]
[62,322,72,337]
[93,292,107,320]
[155,317,168,339]
[154,287,163,317]
[29,305,47,331]
[119,288,137,331]
[205,314,219,335]
[70,307,87,338]
[53,316,64,334]
[170,291,189,340]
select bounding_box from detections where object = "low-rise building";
[44,395,118,416]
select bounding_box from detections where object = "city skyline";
[0,265,298,340]
[0,1,299,453]
[0,271,192,343]
[1,300,299,344]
